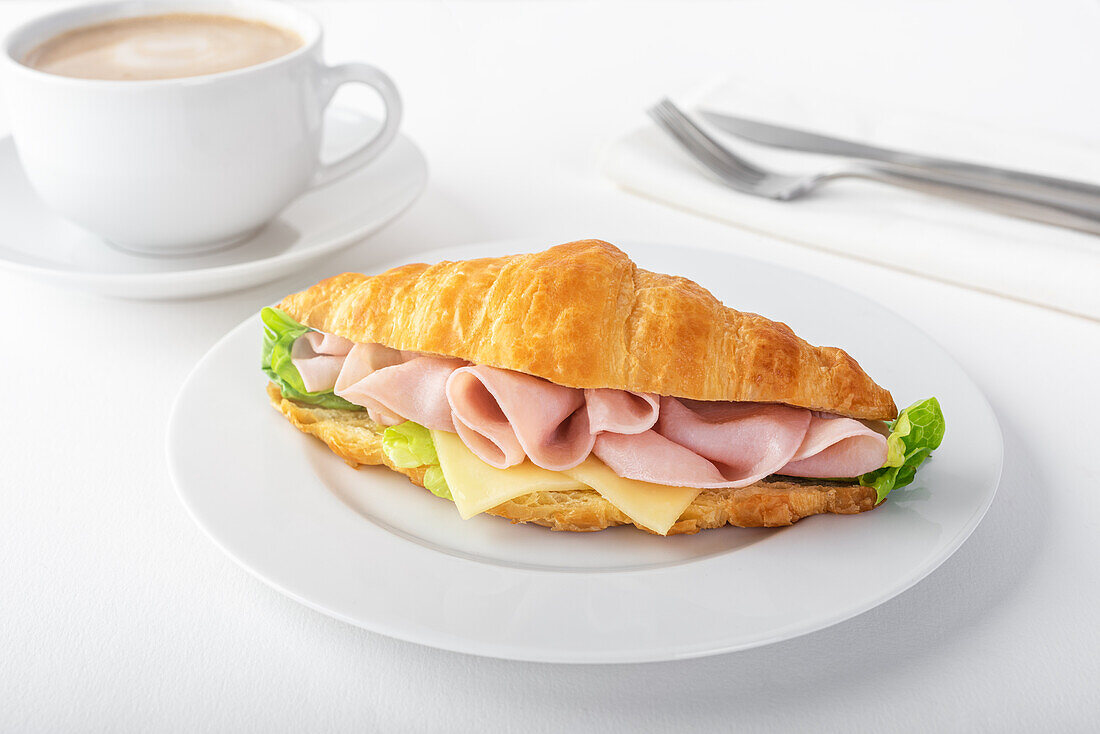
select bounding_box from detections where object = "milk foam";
[24,13,302,80]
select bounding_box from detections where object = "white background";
[2,1,1099,731]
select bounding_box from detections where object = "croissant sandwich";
[262,240,945,535]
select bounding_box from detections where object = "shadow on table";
[367,407,1045,726]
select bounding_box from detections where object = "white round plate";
[0,108,427,299]
[168,240,1003,663]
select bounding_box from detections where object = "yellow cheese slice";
[432,430,702,535]
[431,430,587,519]
[562,457,701,536]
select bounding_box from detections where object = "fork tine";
[647,105,750,185]
[658,101,766,182]
[649,99,767,181]
[647,107,763,194]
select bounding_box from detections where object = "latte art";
[23,13,302,81]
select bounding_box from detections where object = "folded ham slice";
[334,348,464,430]
[447,366,594,470]
[658,398,810,481]
[585,389,659,434]
[593,398,887,488]
[288,331,889,484]
[595,398,811,488]
[593,430,732,487]
[778,413,889,478]
[290,331,354,393]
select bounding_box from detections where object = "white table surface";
[2,1,1098,731]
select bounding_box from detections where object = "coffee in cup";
[23,13,303,81]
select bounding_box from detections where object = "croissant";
[268,240,901,534]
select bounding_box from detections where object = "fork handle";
[830,163,1100,235]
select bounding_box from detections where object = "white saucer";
[168,240,1003,663]
[0,108,427,299]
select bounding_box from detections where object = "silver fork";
[648,98,1100,235]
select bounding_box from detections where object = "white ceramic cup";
[1,0,402,255]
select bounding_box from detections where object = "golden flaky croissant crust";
[280,239,896,420]
[268,385,879,534]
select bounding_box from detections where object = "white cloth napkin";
[602,78,1100,320]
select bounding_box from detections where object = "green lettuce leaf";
[382,421,439,468]
[859,397,945,503]
[381,422,452,501]
[423,466,452,500]
[261,307,359,410]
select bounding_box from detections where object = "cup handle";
[310,62,402,189]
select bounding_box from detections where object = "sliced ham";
[655,398,811,485]
[335,353,464,430]
[446,365,594,471]
[288,330,891,486]
[585,389,659,434]
[340,342,406,376]
[777,414,888,478]
[593,430,731,487]
[289,331,354,393]
[591,398,810,488]
[327,342,407,424]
